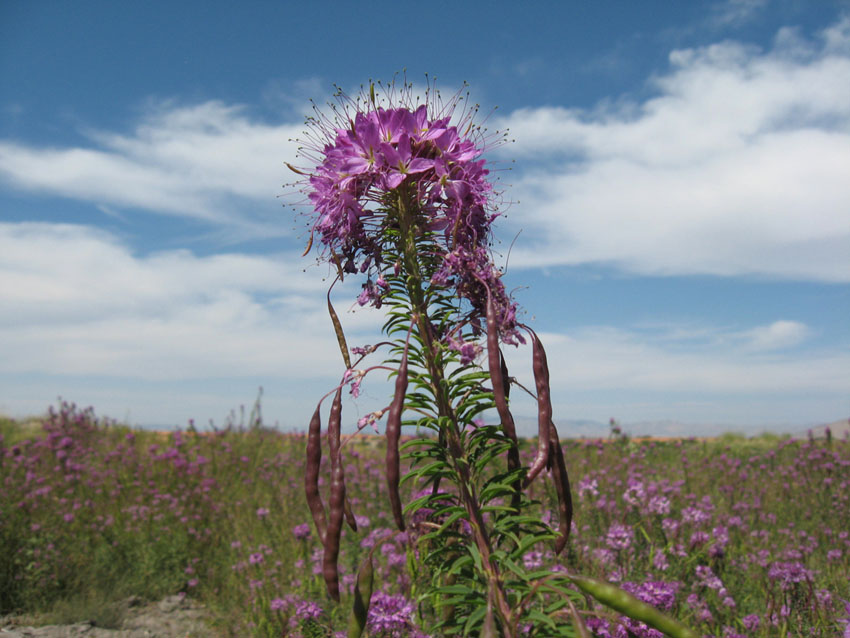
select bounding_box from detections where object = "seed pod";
[347,548,375,638]
[486,292,521,507]
[570,575,699,638]
[524,328,551,487]
[327,387,357,532]
[323,387,345,601]
[328,284,352,370]
[323,450,345,602]
[386,339,409,531]
[304,403,327,544]
[548,420,572,555]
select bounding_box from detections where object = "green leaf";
[346,549,374,638]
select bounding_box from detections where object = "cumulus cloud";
[5,221,845,426]
[501,323,847,398]
[496,19,850,282]
[0,222,382,380]
[0,101,301,225]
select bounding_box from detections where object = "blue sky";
[1,0,848,435]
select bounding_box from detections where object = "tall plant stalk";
[289,77,698,638]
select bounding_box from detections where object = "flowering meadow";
[1,403,848,637]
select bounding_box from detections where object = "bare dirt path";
[0,596,219,638]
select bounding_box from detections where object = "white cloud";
[501,324,847,398]
[0,222,382,380]
[709,0,769,28]
[4,221,846,428]
[497,19,850,282]
[0,101,301,225]
[741,319,811,350]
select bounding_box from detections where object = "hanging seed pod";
[326,385,357,532]
[328,280,352,370]
[323,387,345,601]
[548,420,573,555]
[305,403,327,544]
[386,335,410,531]
[486,291,521,508]
[323,451,345,602]
[524,327,551,487]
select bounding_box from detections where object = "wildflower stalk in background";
[290,77,697,637]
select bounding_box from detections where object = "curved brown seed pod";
[323,387,345,601]
[486,294,518,447]
[305,403,327,544]
[327,279,352,370]
[486,292,521,508]
[328,387,343,460]
[548,420,573,555]
[524,327,551,487]
[327,387,356,531]
[323,445,345,602]
[386,337,409,531]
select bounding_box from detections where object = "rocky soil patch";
[0,596,219,638]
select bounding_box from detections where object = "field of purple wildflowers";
[1,403,848,637]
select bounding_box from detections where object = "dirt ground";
[0,596,218,638]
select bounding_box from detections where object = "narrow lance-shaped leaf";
[347,547,375,638]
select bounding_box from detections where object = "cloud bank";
[0,101,301,226]
[497,19,850,282]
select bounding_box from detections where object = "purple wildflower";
[291,80,523,345]
[605,523,633,551]
[767,560,815,590]
[621,580,681,611]
[249,552,264,565]
[367,591,415,636]
[522,550,545,570]
[288,599,323,630]
[647,494,671,515]
[741,614,760,632]
[292,523,311,540]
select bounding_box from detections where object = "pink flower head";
[291,79,522,346]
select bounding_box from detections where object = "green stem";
[394,186,516,638]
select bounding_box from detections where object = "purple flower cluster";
[367,591,417,636]
[293,82,522,346]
